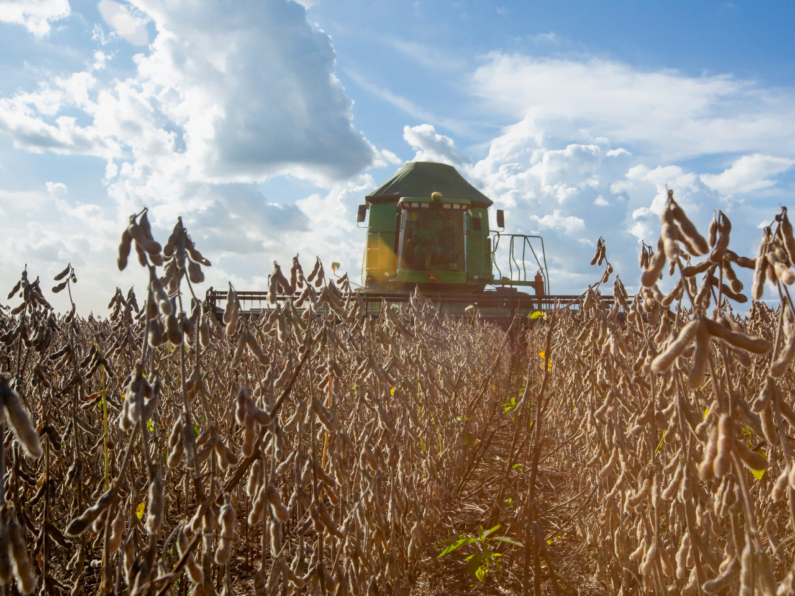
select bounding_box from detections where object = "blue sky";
[2,0,795,312]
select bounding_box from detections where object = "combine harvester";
[207,162,612,321]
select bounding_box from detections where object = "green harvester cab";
[357,161,547,296]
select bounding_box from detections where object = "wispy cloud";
[469,53,795,160]
[344,68,469,135]
[380,37,468,72]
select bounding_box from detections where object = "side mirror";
[357,204,367,223]
[496,209,505,229]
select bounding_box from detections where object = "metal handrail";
[491,233,550,294]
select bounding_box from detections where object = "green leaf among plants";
[491,536,523,547]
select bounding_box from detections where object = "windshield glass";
[399,207,465,272]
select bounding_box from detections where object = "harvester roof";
[366,161,493,208]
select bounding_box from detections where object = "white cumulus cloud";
[98,0,149,46]
[529,209,585,234]
[1,0,380,184]
[0,51,117,157]
[701,154,795,195]
[403,124,472,167]
[0,0,70,36]
[0,0,386,313]
[123,0,378,185]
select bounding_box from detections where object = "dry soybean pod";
[721,260,743,293]
[230,333,247,368]
[702,556,739,594]
[214,501,236,565]
[660,279,683,308]
[699,424,719,481]
[772,469,789,501]
[7,512,34,595]
[708,210,719,248]
[117,228,132,271]
[726,250,756,269]
[769,252,795,285]
[638,245,649,269]
[590,240,602,266]
[734,440,768,472]
[660,208,680,261]
[752,377,774,413]
[178,529,203,584]
[199,312,209,348]
[752,229,770,300]
[187,260,204,284]
[167,418,184,468]
[108,510,125,554]
[66,489,114,536]
[246,331,270,366]
[266,485,289,522]
[708,211,731,263]
[719,283,748,304]
[682,259,713,277]
[670,199,709,255]
[0,380,42,459]
[704,317,771,355]
[712,413,733,479]
[782,209,795,265]
[223,285,237,324]
[641,238,666,287]
[147,318,164,348]
[688,320,710,390]
[771,332,795,377]
[247,459,262,497]
[165,312,181,345]
[145,469,164,535]
[248,485,266,526]
[651,319,699,374]
[306,257,321,283]
[225,301,239,336]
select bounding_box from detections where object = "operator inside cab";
[404,195,460,271]
[411,216,443,269]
